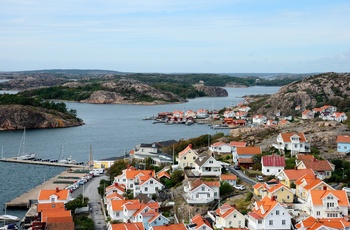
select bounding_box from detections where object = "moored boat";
[0,215,20,223]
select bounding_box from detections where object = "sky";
[1,0,350,73]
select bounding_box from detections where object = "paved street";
[228,166,257,185]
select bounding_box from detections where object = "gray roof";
[194,154,211,167]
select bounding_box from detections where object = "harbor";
[0,157,86,168]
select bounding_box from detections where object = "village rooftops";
[236,146,261,155]
[336,135,350,143]
[262,155,285,167]
[280,132,307,142]
[280,168,315,181]
[295,216,350,230]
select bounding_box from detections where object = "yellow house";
[253,180,294,203]
[295,174,334,200]
[93,156,124,169]
[276,168,315,188]
[176,144,199,169]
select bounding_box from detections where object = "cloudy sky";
[1,0,349,73]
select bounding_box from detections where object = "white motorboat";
[0,215,20,223]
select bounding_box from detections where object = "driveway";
[228,166,257,185]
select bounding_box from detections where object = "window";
[214,192,217,197]
[183,163,185,166]
[282,220,286,225]
[316,211,320,216]
[196,194,199,198]
[145,187,148,192]
[267,169,270,172]
[276,210,280,215]
[287,195,290,199]
[50,197,55,203]
[234,214,236,218]
[229,221,232,225]
[269,220,273,225]
[202,187,205,191]
[258,220,262,224]
[116,212,120,216]
[238,221,241,226]
[209,160,213,164]
[294,144,298,148]
[150,180,153,184]
[184,157,186,160]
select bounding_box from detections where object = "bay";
[0,86,279,220]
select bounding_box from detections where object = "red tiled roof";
[296,154,314,161]
[262,155,285,167]
[178,145,195,158]
[229,142,247,147]
[300,159,333,171]
[336,135,350,143]
[111,222,145,230]
[310,190,349,206]
[38,189,70,201]
[157,171,170,179]
[212,141,227,147]
[238,158,254,163]
[236,147,261,155]
[152,223,187,230]
[37,202,65,212]
[215,203,237,218]
[296,216,350,230]
[280,132,307,143]
[282,169,315,181]
[191,214,211,228]
[190,179,220,191]
[221,174,237,180]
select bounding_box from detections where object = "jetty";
[5,168,90,209]
[0,157,86,168]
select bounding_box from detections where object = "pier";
[5,167,90,209]
[0,157,87,168]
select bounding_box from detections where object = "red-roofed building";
[107,199,140,221]
[38,188,72,204]
[252,114,267,125]
[151,223,187,230]
[295,216,350,230]
[207,203,245,229]
[220,174,237,187]
[336,135,350,154]
[109,222,145,230]
[209,142,232,154]
[276,169,315,188]
[296,158,334,180]
[176,144,199,169]
[248,196,291,230]
[123,201,160,223]
[302,110,314,120]
[332,111,348,122]
[305,190,350,218]
[188,214,213,230]
[233,146,261,164]
[295,174,334,200]
[261,155,285,176]
[253,180,293,203]
[273,132,310,155]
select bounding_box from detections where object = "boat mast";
[17,127,26,157]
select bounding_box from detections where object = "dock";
[0,157,86,168]
[5,167,90,209]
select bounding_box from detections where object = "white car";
[234,185,245,190]
[342,187,350,193]
[256,175,264,182]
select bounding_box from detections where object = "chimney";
[189,144,193,149]
[115,183,118,187]
[271,196,276,201]
[56,187,59,193]
[232,204,237,209]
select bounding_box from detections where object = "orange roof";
[37,202,65,212]
[310,190,349,206]
[178,144,195,158]
[126,169,155,179]
[253,183,263,190]
[111,222,145,230]
[215,203,237,218]
[221,174,237,181]
[313,108,323,112]
[41,210,71,223]
[280,132,307,142]
[337,135,350,143]
[238,158,254,163]
[152,223,187,230]
[294,173,317,186]
[38,189,70,201]
[212,141,227,147]
[229,141,247,147]
[249,196,279,219]
[191,213,211,228]
[236,146,261,155]
[296,154,314,161]
[266,183,291,194]
[334,112,346,118]
[190,179,220,190]
[300,159,333,171]
[157,171,170,179]
[111,199,139,211]
[296,216,350,230]
[302,110,311,115]
[106,192,124,201]
[282,169,315,181]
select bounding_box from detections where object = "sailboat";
[58,143,76,164]
[16,128,36,160]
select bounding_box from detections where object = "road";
[227,166,257,185]
[73,174,108,230]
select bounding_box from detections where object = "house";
[35,202,74,230]
[321,105,337,113]
[108,222,145,230]
[197,109,208,119]
[336,135,350,154]
[333,112,348,122]
[151,223,187,230]
[273,132,310,155]
[253,180,293,203]
[252,114,267,125]
[183,179,220,204]
[123,201,160,223]
[185,110,197,119]
[295,105,301,111]
[276,168,315,188]
[209,142,232,154]
[105,192,124,205]
[296,158,334,180]
[261,155,285,176]
[266,119,278,127]
[295,174,334,200]
[305,190,350,218]
[232,119,246,126]
[295,216,350,230]
[105,183,125,197]
[233,146,261,164]
[229,142,247,154]
[278,119,290,126]
[238,106,250,112]
[188,214,213,230]
[131,141,176,166]
[224,110,236,118]
[237,158,254,169]
[156,171,170,180]
[38,188,73,204]
[302,110,314,120]
[192,154,222,177]
[235,111,248,120]
[107,199,140,221]
[176,144,199,169]
[220,174,237,187]
[207,203,246,229]
[248,196,291,230]
[137,209,170,230]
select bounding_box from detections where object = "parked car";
[256,175,264,182]
[342,187,350,193]
[234,165,241,170]
[234,184,245,190]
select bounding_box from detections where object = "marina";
[0,158,86,168]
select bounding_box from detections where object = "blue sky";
[1,0,349,73]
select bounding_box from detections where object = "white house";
[196,109,208,119]
[107,199,138,222]
[302,110,314,120]
[273,132,310,155]
[305,190,349,219]
[233,146,261,164]
[123,202,159,223]
[252,114,267,125]
[261,155,285,176]
[136,209,170,230]
[333,112,348,122]
[192,154,222,177]
[38,188,73,204]
[248,196,291,230]
[220,174,237,187]
[238,106,250,112]
[224,110,235,118]
[294,174,334,200]
[134,175,165,198]
[209,142,232,154]
[207,203,246,229]
[183,179,220,204]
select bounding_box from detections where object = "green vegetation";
[73,215,94,230]
[98,179,112,197]
[220,181,233,196]
[0,93,78,117]
[154,83,206,99]
[65,194,89,212]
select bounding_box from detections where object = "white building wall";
[262,166,284,176]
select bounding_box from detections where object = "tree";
[170,170,184,186]
[107,159,128,179]
[220,181,233,196]
[65,194,89,212]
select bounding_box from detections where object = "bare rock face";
[194,85,228,97]
[256,72,350,115]
[81,79,187,104]
[0,105,83,131]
